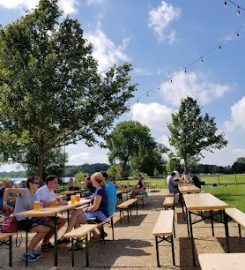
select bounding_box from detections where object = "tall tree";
[106,120,161,177]
[0,0,136,178]
[167,97,227,170]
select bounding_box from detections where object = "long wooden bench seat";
[64,224,98,267]
[225,207,245,237]
[163,193,174,198]
[152,210,175,267]
[0,232,16,267]
[163,197,174,210]
[117,198,138,223]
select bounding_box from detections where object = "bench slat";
[117,198,138,209]
[163,197,174,207]
[0,233,13,241]
[64,224,98,238]
[225,208,245,227]
[152,210,174,236]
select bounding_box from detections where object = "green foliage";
[74,171,86,183]
[65,163,109,176]
[0,0,137,178]
[168,97,227,171]
[232,157,245,173]
[107,164,121,179]
[106,120,165,177]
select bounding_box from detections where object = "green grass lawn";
[120,176,245,212]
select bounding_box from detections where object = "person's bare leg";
[42,217,66,244]
[28,225,50,251]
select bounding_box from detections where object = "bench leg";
[210,210,215,237]
[120,209,122,224]
[85,234,89,267]
[127,208,130,223]
[238,224,241,237]
[155,236,160,267]
[71,238,75,267]
[171,235,175,265]
[9,235,13,267]
[111,217,114,240]
[25,229,29,267]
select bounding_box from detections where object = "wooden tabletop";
[199,253,245,270]
[118,187,134,193]
[61,190,84,195]
[183,193,228,211]
[179,185,200,193]
[15,198,90,218]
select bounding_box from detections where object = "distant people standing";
[166,173,172,186]
[190,172,201,189]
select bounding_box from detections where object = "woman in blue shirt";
[59,172,108,245]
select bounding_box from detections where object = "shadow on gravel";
[114,214,147,227]
[217,236,245,252]
[179,237,198,269]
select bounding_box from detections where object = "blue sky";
[0,0,245,171]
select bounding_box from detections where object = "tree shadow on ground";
[68,239,153,268]
[216,236,245,252]
[114,214,147,227]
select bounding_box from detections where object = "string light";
[224,0,245,14]
[130,23,244,105]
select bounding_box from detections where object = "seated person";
[59,172,108,247]
[0,180,16,216]
[82,177,96,198]
[168,171,181,194]
[190,171,201,189]
[130,174,145,198]
[67,178,79,191]
[35,175,69,250]
[3,177,53,262]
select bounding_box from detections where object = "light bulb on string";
[146,92,149,97]
[136,98,139,103]
[236,31,240,37]
[184,67,187,74]
[200,56,204,63]
[170,78,173,83]
[237,6,241,15]
[224,1,227,7]
[218,45,222,49]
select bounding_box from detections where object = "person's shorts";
[17,217,49,232]
[84,211,107,222]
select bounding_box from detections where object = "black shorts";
[18,217,49,232]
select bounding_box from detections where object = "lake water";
[10,177,71,184]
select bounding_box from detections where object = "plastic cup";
[75,193,81,202]
[50,199,57,207]
[71,195,76,204]
[33,201,41,211]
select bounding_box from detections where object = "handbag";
[1,215,18,233]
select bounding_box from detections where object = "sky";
[0,0,245,171]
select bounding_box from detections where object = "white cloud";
[160,71,231,107]
[224,96,245,131]
[200,146,245,166]
[0,0,78,15]
[87,0,104,5]
[86,28,130,72]
[131,102,172,130]
[148,1,180,43]
[66,141,108,165]
[156,135,170,148]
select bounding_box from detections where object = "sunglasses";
[32,181,40,185]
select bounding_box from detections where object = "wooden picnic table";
[183,193,229,267]
[178,185,200,193]
[15,198,89,266]
[198,253,245,270]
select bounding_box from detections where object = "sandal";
[41,242,54,252]
[68,243,83,251]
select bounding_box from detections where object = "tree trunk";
[37,148,45,181]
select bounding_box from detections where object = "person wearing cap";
[101,171,117,217]
[58,172,108,245]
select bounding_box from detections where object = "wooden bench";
[135,193,148,207]
[0,232,15,266]
[163,193,174,198]
[152,210,175,267]
[64,224,98,267]
[225,207,245,252]
[162,197,175,210]
[117,198,138,223]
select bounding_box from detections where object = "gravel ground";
[0,189,244,270]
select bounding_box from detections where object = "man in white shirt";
[35,175,69,250]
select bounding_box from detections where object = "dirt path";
[1,189,244,269]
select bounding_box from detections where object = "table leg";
[53,215,58,266]
[210,210,214,236]
[188,211,196,267]
[223,210,230,253]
